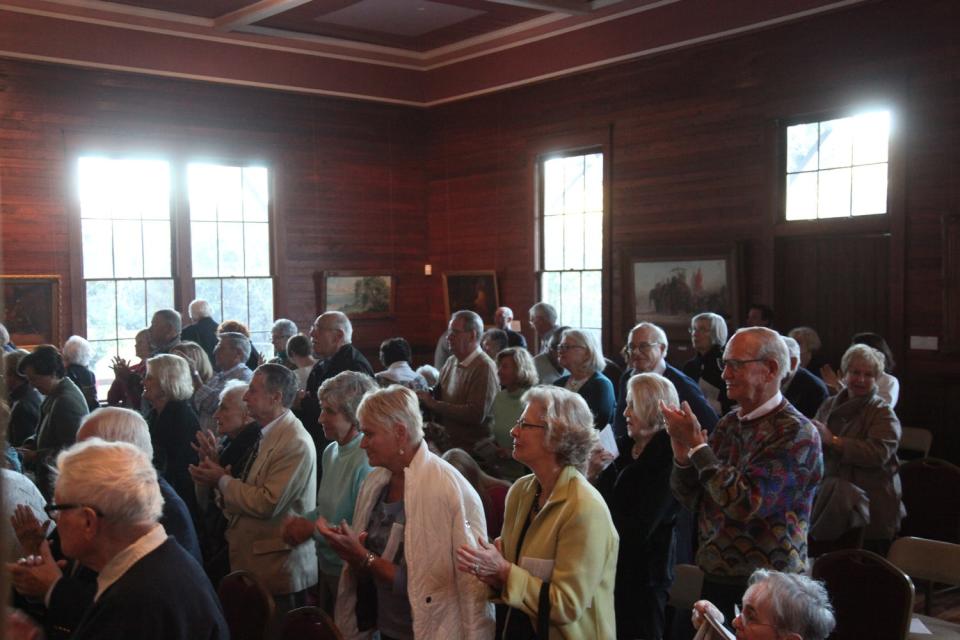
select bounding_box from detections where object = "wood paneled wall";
[1,0,958,455]
[0,60,429,358]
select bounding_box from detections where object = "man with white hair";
[528,302,560,354]
[417,310,498,455]
[494,306,527,349]
[192,332,254,432]
[50,440,227,638]
[781,336,829,419]
[268,318,299,369]
[180,299,218,363]
[299,312,373,454]
[190,364,318,611]
[663,327,823,624]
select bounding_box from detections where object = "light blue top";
[304,433,372,576]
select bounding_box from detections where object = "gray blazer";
[34,377,89,499]
[815,388,904,541]
[223,410,318,595]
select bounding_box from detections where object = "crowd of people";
[0,298,908,639]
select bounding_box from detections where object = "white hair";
[630,322,669,355]
[62,335,95,367]
[560,328,606,372]
[56,439,164,527]
[691,312,728,347]
[529,302,558,325]
[521,386,598,472]
[357,385,423,446]
[731,327,791,382]
[626,373,679,433]
[748,569,835,640]
[219,379,249,403]
[218,332,252,362]
[0,323,10,344]
[188,299,213,319]
[146,354,194,402]
[79,407,153,458]
[271,319,298,338]
[320,311,353,343]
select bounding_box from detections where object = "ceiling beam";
[482,0,593,15]
[213,0,313,31]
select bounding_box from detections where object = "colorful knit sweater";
[671,400,823,577]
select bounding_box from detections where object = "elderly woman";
[821,332,900,408]
[789,326,827,375]
[17,345,90,499]
[491,347,538,481]
[143,354,202,527]
[281,371,378,614]
[554,329,616,431]
[322,385,494,639]
[682,312,732,415]
[591,372,681,640]
[457,386,618,639]
[62,335,100,411]
[813,344,904,552]
[693,569,835,640]
[107,328,151,411]
[192,380,260,581]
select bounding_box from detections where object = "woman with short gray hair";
[457,386,618,639]
[683,312,732,415]
[554,328,616,430]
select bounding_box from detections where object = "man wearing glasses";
[663,327,823,629]
[613,322,718,439]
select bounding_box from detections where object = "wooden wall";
[423,0,959,457]
[1,0,958,456]
[0,60,430,358]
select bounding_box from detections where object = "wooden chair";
[899,457,960,543]
[813,549,914,640]
[887,536,960,615]
[898,427,933,461]
[218,570,276,640]
[277,606,344,640]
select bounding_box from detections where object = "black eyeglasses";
[718,358,767,371]
[44,503,104,519]
[514,419,548,430]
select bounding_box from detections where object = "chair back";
[898,427,933,460]
[888,536,960,587]
[809,526,865,558]
[668,563,705,611]
[218,570,276,640]
[277,606,344,640]
[899,457,960,543]
[813,549,914,640]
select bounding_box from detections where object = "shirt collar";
[653,358,667,375]
[457,347,482,368]
[739,390,784,421]
[259,409,289,439]
[95,524,167,601]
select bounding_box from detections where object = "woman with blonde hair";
[591,372,681,640]
[171,340,214,386]
[457,386,618,639]
[554,329,615,431]
[491,347,538,480]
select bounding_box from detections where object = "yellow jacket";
[499,466,619,639]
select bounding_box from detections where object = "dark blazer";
[180,316,219,364]
[614,364,719,439]
[596,431,680,639]
[554,371,616,430]
[70,538,229,640]
[65,364,99,411]
[682,345,734,415]
[32,377,89,499]
[784,366,830,419]
[158,476,202,564]
[148,400,201,528]
[298,344,374,451]
[8,383,42,446]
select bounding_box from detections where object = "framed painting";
[318,271,394,319]
[443,271,499,326]
[1,275,61,348]
[624,245,741,336]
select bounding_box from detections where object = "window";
[785,110,890,221]
[539,152,603,341]
[77,156,273,395]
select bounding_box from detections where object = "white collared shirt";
[95,524,168,601]
[457,347,482,368]
[738,390,784,421]
[653,358,667,375]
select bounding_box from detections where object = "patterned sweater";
[671,400,823,577]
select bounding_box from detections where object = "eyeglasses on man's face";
[624,342,659,354]
[44,503,104,520]
[718,358,767,371]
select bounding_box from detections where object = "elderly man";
[781,336,829,419]
[180,299,218,363]
[268,319,299,369]
[299,312,373,453]
[190,364,318,611]
[528,302,560,354]
[31,440,226,639]
[494,306,527,349]
[418,310,499,455]
[664,327,823,622]
[532,325,568,386]
[614,322,718,438]
[149,309,182,355]
[192,332,254,432]
[693,569,835,640]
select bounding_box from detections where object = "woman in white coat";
[319,385,495,640]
